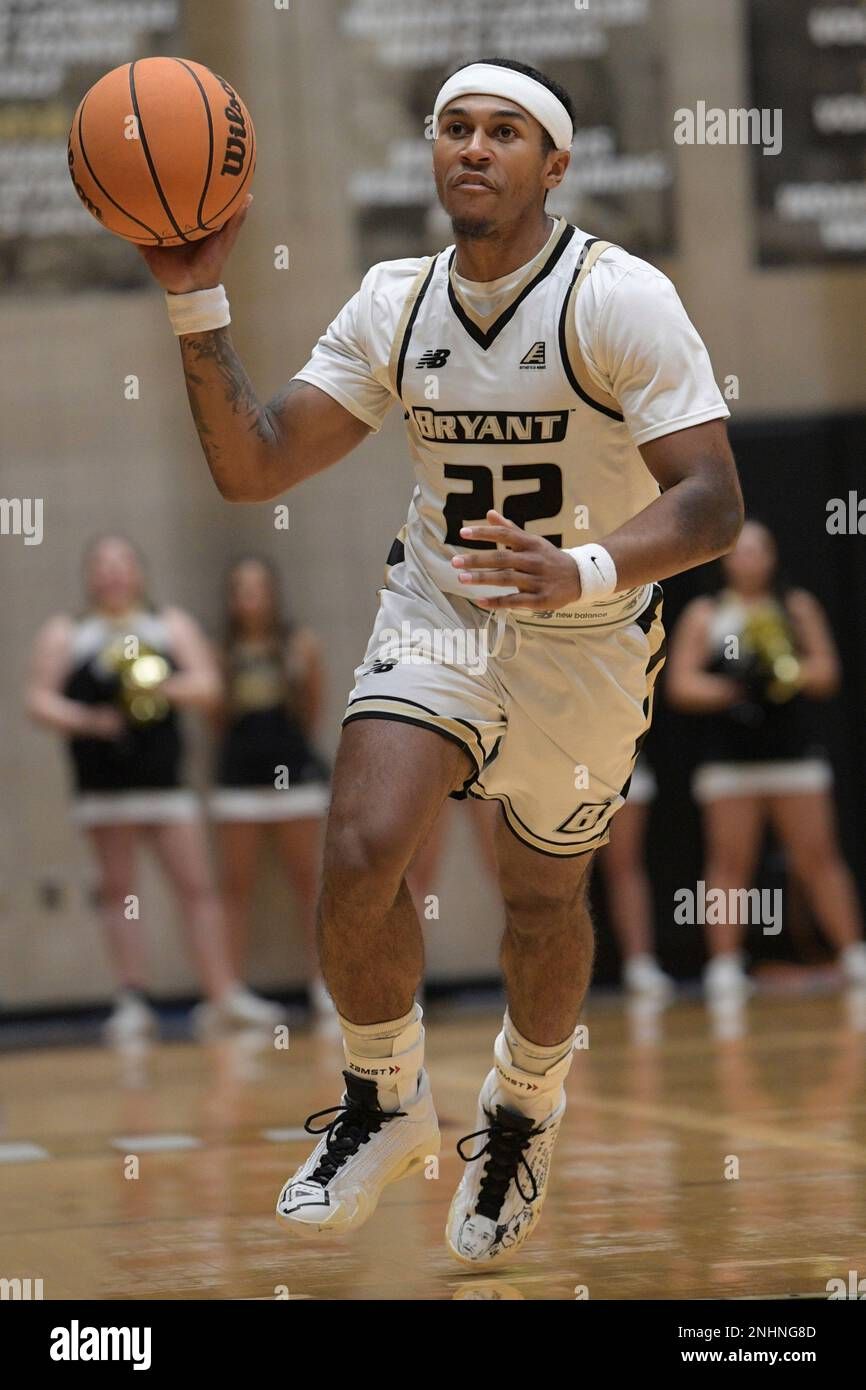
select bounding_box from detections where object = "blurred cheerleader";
[665,520,866,1001]
[597,755,675,1002]
[26,535,283,1042]
[210,558,331,1017]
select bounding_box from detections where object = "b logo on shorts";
[556,801,611,835]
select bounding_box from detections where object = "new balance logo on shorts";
[416,349,451,368]
[519,341,546,368]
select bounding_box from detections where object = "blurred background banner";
[1,0,865,1011]
[0,0,185,292]
[748,0,866,263]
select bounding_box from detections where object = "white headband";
[433,63,573,151]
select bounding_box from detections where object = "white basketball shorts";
[342,553,666,857]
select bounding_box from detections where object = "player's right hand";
[134,194,253,293]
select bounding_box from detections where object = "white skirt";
[73,790,201,827]
[692,759,833,803]
[625,760,657,806]
[209,783,330,823]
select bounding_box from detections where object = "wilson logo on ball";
[219,79,248,177]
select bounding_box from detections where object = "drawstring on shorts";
[483,608,522,662]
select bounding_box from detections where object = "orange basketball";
[67,57,256,246]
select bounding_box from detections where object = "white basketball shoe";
[277,1003,439,1235]
[276,1067,439,1235]
[446,1029,571,1266]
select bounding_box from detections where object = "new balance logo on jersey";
[411,407,569,444]
[520,341,546,369]
[416,349,451,369]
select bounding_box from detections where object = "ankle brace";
[341,1003,425,1109]
[493,1026,574,1103]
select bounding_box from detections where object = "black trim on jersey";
[395,257,439,400]
[385,537,405,567]
[446,222,576,351]
[558,239,624,422]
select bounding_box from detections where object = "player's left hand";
[452,510,582,611]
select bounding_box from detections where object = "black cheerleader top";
[217,632,329,789]
[63,610,182,793]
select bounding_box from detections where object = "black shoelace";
[456,1107,541,1220]
[303,1075,406,1188]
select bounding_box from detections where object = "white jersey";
[295,217,729,630]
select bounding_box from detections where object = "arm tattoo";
[180,328,278,475]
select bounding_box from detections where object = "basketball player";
[406,796,500,1011]
[138,60,743,1263]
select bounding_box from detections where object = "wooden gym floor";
[1,991,864,1301]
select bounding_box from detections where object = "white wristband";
[565,543,618,602]
[165,284,230,336]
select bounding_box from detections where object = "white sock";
[339,1002,424,1112]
